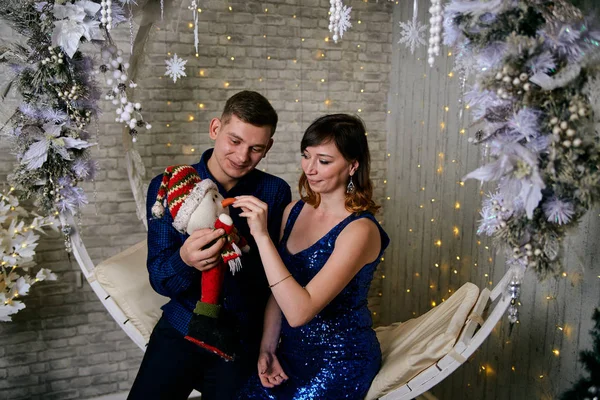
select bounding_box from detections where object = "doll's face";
[186,189,229,234]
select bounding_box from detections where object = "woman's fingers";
[278,369,289,380]
[259,374,274,388]
[258,357,275,388]
[233,196,268,211]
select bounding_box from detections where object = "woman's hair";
[298,114,380,214]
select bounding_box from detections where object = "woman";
[233,114,389,399]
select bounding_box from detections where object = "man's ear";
[262,138,274,158]
[209,118,221,140]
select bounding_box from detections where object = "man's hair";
[221,91,278,136]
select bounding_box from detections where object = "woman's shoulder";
[339,213,389,253]
[342,214,380,239]
[331,215,383,265]
[283,200,301,219]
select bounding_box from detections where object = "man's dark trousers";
[127,316,253,400]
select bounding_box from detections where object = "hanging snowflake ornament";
[165,53,188,83]
[329,0,352,43]
[338,4,352,39]
[398,0,428,55]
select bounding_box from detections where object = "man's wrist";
[179,247,191,267]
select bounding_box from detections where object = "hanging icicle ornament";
[427,0,443,67]
[329,0,352,43]
[100,0,113,31]
[62,224,73,253]
[188,1,199,55]
[127,1,134,53]
[398,0,428,55]
[98,44,151,143]
[507,279,521,324]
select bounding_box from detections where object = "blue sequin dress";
[238,200,390,400]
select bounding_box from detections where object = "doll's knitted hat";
[151,165,217,232]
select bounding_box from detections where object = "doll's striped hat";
[151,165,217,232]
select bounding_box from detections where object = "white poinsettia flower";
[36,268,57,282]
[21,122,95,170]
[9,276,31,298]
[0,191,59,321]
[464,142,545,219]
[53,3,86,21]
[76,0,102,17]
[15,231,40,260]
[0,294,26,322]
[52,1,103,58]
[52,20,86,58]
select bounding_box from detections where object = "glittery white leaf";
[62,137,95,150]
[52,19,86,58]
[21,138,50,170]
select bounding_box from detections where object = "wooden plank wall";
[380,1,600,399]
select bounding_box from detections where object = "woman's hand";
[257,351,288,388]
[233,195,269,240]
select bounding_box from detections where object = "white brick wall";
[0,1,392,398]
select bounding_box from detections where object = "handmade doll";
[152,165,248,361]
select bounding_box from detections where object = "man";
[128,91,292,400]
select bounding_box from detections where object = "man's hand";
[180,228,226,271]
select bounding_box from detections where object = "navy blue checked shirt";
[146,148,291,357]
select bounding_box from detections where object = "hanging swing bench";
[60,3,513,397]
[65,201,512,400]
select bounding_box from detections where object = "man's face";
[208,114,273,186]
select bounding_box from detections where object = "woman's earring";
[346,176,355,194]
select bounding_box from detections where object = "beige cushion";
[94,240,169,341]
[366,282,479,400]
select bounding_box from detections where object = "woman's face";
[301,140,357,195]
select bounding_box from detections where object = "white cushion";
[366,282,479,400]
[94,240,168,342]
